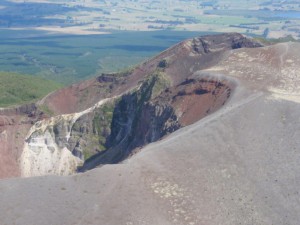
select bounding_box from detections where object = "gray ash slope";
[1,34,300,225]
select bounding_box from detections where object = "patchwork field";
[1,0,299,38]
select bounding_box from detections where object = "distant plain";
[0,30,203,84]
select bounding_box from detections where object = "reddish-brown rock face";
[161,78,234,126]
[0,104,45,178]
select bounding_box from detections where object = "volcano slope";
[1,34,300,224]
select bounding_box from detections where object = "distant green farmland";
[0,30,206,84]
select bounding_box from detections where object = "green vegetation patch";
[150,72,170,99]
[38,104,55,116]
[92,103,115,146]
[0,71,62,107]
[73,101,116,161]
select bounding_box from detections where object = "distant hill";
[0,72,62,107]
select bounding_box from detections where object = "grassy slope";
[0,72,62,107]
